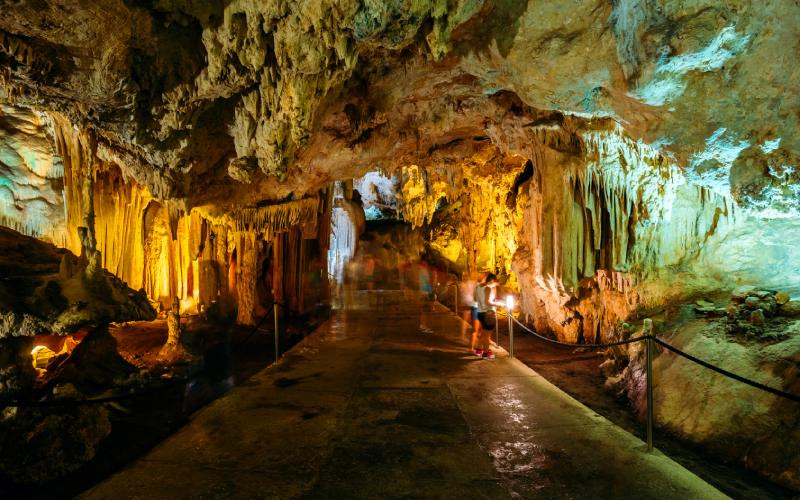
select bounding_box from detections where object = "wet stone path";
[83,290,725,499]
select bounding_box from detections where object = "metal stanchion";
[274,303,280,363]
[644,318,654,452]
[454,283,458,313]
[506,295,515,359]
[508,311,514,358]
[494,308,499,345]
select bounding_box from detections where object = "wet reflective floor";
[82,290,725,499]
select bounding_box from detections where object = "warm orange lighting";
[180,296,198,315]
[31,345,56,371]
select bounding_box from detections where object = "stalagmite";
[157,296,191,364]
[0,1,799,491]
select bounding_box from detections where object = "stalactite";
[49,112,93,256]
[31,114,331,324]
[195,196,320,235]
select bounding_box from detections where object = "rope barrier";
[652,337,800,404]
[234,301,276,348]
[510,316,649,348]
[509,315,800,404]
[0,379,185,408]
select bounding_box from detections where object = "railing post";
[274,303,280,363]
[644,318,654,452]
[494,307,499,345]
[508,310,514,359]
[454,283,458,313]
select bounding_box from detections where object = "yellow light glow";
[180,296,198,315]
[31,345,47,356]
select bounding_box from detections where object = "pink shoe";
[473,349,483,357]
[482,350,495,359]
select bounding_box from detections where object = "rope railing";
[509,316,800,404]
[234,300,276,348]
[0,381,184,408]
[652,337,800,404]
[510,316,649,348]
[435,282,800,452]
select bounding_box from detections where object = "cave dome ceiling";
[0,0,797,217]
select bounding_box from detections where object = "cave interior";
[0,0,798,496]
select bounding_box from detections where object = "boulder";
[731,286,755,303]
[749,309,766,327]
[744,296,761,309]
[778,301,800,317]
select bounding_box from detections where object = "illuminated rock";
[779,301,800,318]
[0,226,155,338]
[0,0,798,490]
[0,105,65,244]
[0,1,794,216]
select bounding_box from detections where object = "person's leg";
[470,307,479,351]
[480,324,492,352]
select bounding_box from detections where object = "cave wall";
[1,0,798,219]
[2,109,332,327]
[0,105,65,244]
[392,123,800,343]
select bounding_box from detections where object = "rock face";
[0,226,155,338]
[647,321,800,490]
[0,1,797,216]
[0,0,799,492]
[0,105,65,243]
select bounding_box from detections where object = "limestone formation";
[0,0,798,492]
[0,1,796,216]
[0,226,155,339]
[156,296,190,364]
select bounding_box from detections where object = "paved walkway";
[83,290,725,499]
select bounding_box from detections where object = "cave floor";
[81,289,725,499]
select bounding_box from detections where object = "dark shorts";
[477,310,496,330]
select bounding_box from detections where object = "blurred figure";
[418,262,433,300]
[473,272,503,359]
[461,275,478,343]
[364,253,376,291]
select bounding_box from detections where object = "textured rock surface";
[0,0,799,492]
[650,320,800,489]
[0,226,155,338]
[0,1,798,215]
[0,105,65,243]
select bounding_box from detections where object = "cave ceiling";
[0,0,797,216]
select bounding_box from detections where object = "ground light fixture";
[506,295,514,310]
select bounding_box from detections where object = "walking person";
[461,276,478,343]
[472,272,503,359]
